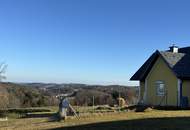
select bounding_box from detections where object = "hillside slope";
[0,82,138,108]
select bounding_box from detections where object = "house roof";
[130,47,190,81]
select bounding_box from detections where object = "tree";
[0,63,8,111]
[0,63,7,82]
[0,88,9,109]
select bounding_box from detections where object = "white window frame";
[155,80,165,96]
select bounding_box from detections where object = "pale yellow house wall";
[140,81,145,102]
[145,56,178,106]
[182,80,190,107]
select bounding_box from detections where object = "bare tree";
[0,88,9,109]
[0,63,7,82]
[0,63,8,114]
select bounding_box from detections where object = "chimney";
[169,44,178,53]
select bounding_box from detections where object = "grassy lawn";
[1,109,190,130]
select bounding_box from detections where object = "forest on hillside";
[0,82,138,109]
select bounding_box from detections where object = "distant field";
[1,107,190,130]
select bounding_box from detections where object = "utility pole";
[92,96,95,113]
[118,91,121,112]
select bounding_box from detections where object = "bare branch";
[0,63,7,82]
[0,64,7,74]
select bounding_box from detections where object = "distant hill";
[0,82,139,108]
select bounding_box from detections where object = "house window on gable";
[156,81,165,96]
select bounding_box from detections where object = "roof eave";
[130,50,160,81]
[130,50,181,81]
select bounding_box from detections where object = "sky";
[0,0,190,85]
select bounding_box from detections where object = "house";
[130,45,190,107]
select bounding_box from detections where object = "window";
[155,81,165,96]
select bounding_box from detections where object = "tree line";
[0,82,138,110]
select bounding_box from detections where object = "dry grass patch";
[1,110,190,130]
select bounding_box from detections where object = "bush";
[96,106,113,110]
[0,108,51,115]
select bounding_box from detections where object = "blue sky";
[0,0,190,85]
